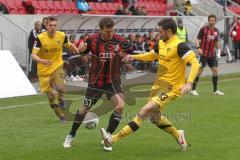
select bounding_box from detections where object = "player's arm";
[132,50,158,61]
[123,42,159,62]
[31,38,52,66]
[215,30,221,58]
[63,34,79,54]
[195,28,203,55]
[186,28,188,42]
[178,42,200,94]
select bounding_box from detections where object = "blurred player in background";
[63,17,133,151]
[191,14,224,96]
[31,16,79,123]
[101,18,200,152]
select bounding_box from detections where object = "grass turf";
[0,75,239,160]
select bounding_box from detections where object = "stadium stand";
[0,0,168,16]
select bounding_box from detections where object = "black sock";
[69,110,87,137]
[212,76,218,92]
[192,76,200,90]
[106,111,122,134]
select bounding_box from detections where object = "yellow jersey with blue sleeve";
[32,31,71,76]
[132,35,199,110]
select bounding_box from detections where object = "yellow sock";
[156,116,179,140]
[113,116,143,143]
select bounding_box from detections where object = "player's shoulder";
[38,31,48,39]
[88,33,100,40]
[113,34,127,41]
[214,27,219,32]
[56,31,66,37]
[200,25,207,31]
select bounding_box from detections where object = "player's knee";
[79,106,90,114]
[212,70,218,75]
[114,103,124,113]
[56,87,65,95]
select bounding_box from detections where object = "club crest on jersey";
[114,45,119,52]
[56,40,61,44]
[167,48,171,52]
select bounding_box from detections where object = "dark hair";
[47,16,57,23]
[99,17,114,29]
[208,14,217,21]
[158,18,177,34]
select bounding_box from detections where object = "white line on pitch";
[0,97,80,110]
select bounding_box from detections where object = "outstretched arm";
[122,50,158,62]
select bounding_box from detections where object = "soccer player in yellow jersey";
[100,18,200,151]
[32,16,79,123]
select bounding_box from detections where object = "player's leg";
[105,81,125,134]
[191,56,205,95]
[38,72,65,121]
[49,66,66,122]
[233,41,238,61]
[63,85,103,148]
[46,88,65,120]
[150,91,188,151]
[101,100,159,146]
[51,66,66,109]
[209,58,224,95]
[106,93,124,134]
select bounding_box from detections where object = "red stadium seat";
[101,2,111,14]
[68,1,78,14]
[12,0,26,14]
[31,1,41,14]
[45,0,56,14]
[61,1,71,13]
[38,1,49,14]
[4,0,18,14]
[52,1,64,13]
[94,2,104,13]
[88,2,96,11]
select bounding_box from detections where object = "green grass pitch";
[0,74,240,160]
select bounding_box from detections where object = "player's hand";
[217,49,221,59]
[122,55,135,62]
[197,48,203,55]
[180,82,192,95]
[40,59,53,66]
[81,55,89,63]
[78,42,87,53]
[125,64,134,72]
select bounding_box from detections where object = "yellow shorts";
[148,84,179,112]
[38,66,65,93]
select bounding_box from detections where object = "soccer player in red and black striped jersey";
[191,14,224,96]
[63,17,133,151]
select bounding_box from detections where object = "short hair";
[47,16,57,24]
[177,19,183,24]
[158,18,177,34]
[99,17,114,29]
[208,14,217,20]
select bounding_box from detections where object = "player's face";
[35,22,41,31]
[208,17,216,28]
[101,26,114,41]
[159,26,168,42]
[46,20,57,36]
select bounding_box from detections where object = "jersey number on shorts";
[160,93,168,101]
[83,97,92,107]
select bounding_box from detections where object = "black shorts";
[83,80,123,108]
[199,56,218,68]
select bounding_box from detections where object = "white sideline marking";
[0,97,79,110]
[0,102,47,110]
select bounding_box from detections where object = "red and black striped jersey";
[83,33,132,86]
[197,26,220,57]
